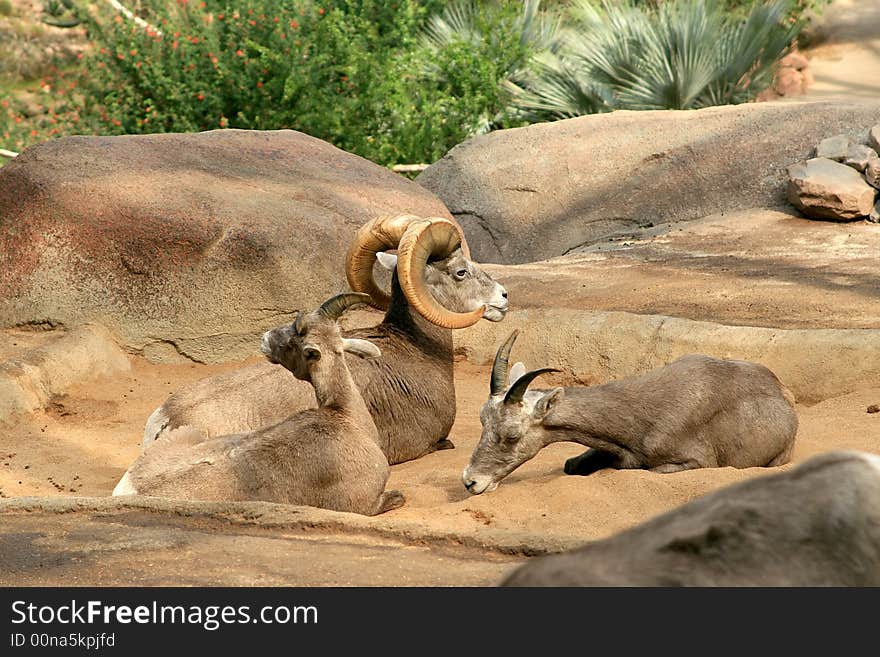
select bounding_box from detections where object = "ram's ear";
[376,252,398,271]
[533,388,563,421]
[342,338,381,359]
[508,362,526,387]
[303,346,322,362]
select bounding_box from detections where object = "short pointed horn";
[293,310,304,335]
[397,219,484,329]
[491,329,520,396]
[345,215,470,312]
[316,293,372,321]
[504,368,561,405]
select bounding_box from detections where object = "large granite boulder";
[418,100,880,264]
[0,130,452,362]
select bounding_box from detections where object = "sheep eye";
[455,269,468,279]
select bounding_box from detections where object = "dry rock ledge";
[455,310,880,405]
[0,495,566,556]
[417,100,880,264]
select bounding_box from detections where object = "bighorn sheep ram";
[463,330,798,494]
[502,451,880,586]
[113,293,405,516]
[142,216,508,464]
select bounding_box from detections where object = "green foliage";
[420,0,560,133]
[511,0,804,120]
[0,0,14,18]
[2,0,815,167]
[69,0,546,166]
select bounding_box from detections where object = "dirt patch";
[1,355,878,587]
[484,209,880,330]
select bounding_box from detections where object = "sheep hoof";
[377,489,406,514]
[564,456,583,475]
[436,438,455,451]
[564,449,618,476]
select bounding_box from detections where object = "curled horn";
[397,219,484,329]
[345,215,470,312]
[503,368,561,405]
[316,293,372,321]
[490,329,520,396]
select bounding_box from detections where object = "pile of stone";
[787,125,880,223]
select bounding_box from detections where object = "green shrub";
[69,0,545,166]
[511,0,804,119]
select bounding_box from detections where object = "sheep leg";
[435,438,455,451]
[766,444,794,467]
[650,462,698,474]
[373,489,406,515]
[564,449,620,476]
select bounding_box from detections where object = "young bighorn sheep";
[502,451,880,586]
[463,330,798,495]
[113,293,405,516]
[142,215,508,465]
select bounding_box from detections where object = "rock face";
[844,143,877,171]
[816,134,851,161]
[866,156,880,189]
[418,101,880,264]
[0,130,452,362]
[869,125,880,153]
[787,158,877,221]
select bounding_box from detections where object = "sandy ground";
[798,0,880,102]
[2,353,878,552]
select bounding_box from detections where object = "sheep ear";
[508,362,526,387]
[533,388,563,421]
[304,346,322,362]
[376,252,398,271]
[343,338,381,359]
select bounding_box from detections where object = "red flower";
[289,20,298,29]
[197,92,205,100]
[248,19,256,26]
[318,7,324,15]
[130,49,137,56]
[256,81,263,88]
[218,13,224,20]
[236,49,244,56]
[30,129,37,137]
[191,37,200,44]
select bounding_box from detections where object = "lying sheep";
[501,451,880,586]
[463,330,798,494]
[113,293,404,516]
[143,215,509,465]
